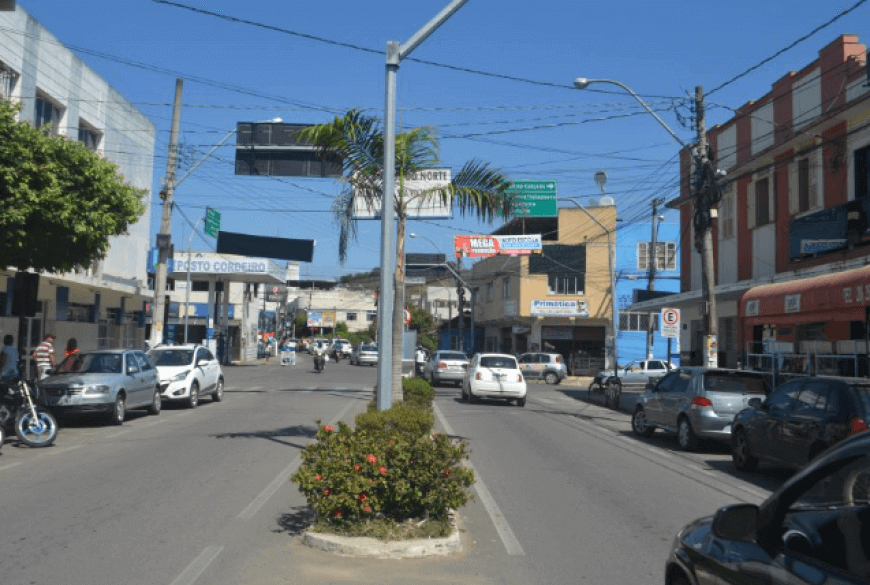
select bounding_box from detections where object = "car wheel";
[677,417,698,452]
[631,407,655,437]
[517,397,526,407]
[732,428,758,471]
[544,372,559,385]
[187,382,199,409]
[461,383,468,402]
[212,378,224,403]
[146,388,161,415]
[108,393,126,426]
[669,573,691,585]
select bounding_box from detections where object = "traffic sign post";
[205,207,221,238]
[661,308,680,338]
[507,180,557,218]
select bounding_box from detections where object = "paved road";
[0,362,793,585]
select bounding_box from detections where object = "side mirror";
[126,365,138,375]
[712,504,759,541]
[748,397,763,409]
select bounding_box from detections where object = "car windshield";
[56,353,123,374]
[439,352,467,361]
[703,373,766,394]
[150,349,194,367]
[480,356,517,369]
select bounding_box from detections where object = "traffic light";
[457,282,465,313]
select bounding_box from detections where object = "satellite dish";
[598,195,614,206]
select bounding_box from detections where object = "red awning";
[740,265,870,319]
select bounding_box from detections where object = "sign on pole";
[661,307,680,338]
[205,207,221,238]
[507,180,558,218]
[352,169,452,219]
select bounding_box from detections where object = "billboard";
[531,300,589,317]
[454,234,542,258]
[352,169,452,219]
[234,122,343,178]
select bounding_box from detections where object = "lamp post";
[557,199,618,381]
[409,233,474,353]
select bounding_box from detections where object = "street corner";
[299,513,464,559]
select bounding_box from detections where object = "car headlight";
[170,370,191,382]
[83,385,112,395]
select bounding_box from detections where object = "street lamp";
[557,198,619,381]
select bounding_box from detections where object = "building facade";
[631,35,870,370]
[469,205,617,374]
[0,4,156,363]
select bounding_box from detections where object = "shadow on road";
[213,424,317,449]
[275,505,317,536]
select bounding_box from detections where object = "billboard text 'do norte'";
[454,235,542,258]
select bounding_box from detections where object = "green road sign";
[205,207,221,238]
[508,180,557,217]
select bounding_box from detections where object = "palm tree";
[300,110,513,405]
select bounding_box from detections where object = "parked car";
[148,344,224,408]
[630,367,768,451]
[665,430,870,585]
[40,349,161,425]
[518,352,568,385]
[350,343,378,366]
[590,359,674,391]
[422,350,470,387]
[462,353,526,406]
[731,376,870,472]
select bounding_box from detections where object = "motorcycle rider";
[312,341,327,371]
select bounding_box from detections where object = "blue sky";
[15,0,870,280]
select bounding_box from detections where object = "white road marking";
[105,430,131,439]
[237,399,357,521]
[168,545,223,585]
[0,462,22,471]
[433,403,525,556]
[49,445,82,456]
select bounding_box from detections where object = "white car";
[148,345,224,408]
[462,353,527,407]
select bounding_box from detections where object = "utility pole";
[645,197,664,359]
[151,78,183,348]
[694,86,718,367]
[456,255,465,353]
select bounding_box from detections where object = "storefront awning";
[740,265,870,319]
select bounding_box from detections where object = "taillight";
[555,356,561,363]
[475,372,482,380]
[692,396,713,408]
[849,417,869,436]
[518,373,523,382]
[437,361,447,369]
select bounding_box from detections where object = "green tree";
[408,305,437,351]
[0,101,145,273]
[300,110,513,406]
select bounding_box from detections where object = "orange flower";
[323,488,330,496]
[388,439,394,445]
[366,454,377,464]
[353,464,361,472]
[315,475,322,481]
[379,466,387,477]
[323,425,334,433]
[359,493,367,502]
[443,469,451,477]
[333,510,342,517]
[363,506,372,514]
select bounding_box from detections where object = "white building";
[0,4,156,362]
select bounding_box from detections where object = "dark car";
[731,376,870,472]
[665,430,870,585]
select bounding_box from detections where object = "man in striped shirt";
[33,333,56,380]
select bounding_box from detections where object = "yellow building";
[470,204,617,374]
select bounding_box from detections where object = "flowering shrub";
[291,408,474,532]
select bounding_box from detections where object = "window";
[755,177,770,226]
[547,274,583,295]
[766,380,803,417]
[0,60,18,101]
[720,185,734,239]
[487,282,493,301]
[637,242,677,271]
[346,312,357,321]
[502,277,511,299]
[856,144,870,200]
[34,94,62,136]
[366,311,376,322]
[619,311,657,332]
[797,158,810,213]
[78,121,100,152]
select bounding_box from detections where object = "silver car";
[40,350,161,425]
[350,343,378,366]
[518,352,568,385]
[423,350,470,387]
[630,367,768,451]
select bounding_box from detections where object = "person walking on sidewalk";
[33,333,56,380]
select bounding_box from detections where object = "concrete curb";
[300,513,463,559]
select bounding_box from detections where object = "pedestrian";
[65,338,79,359]
[0,334,19,380]
[32,333,56,380]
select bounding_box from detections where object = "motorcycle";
[0,377,58,448]
[314,353,326,372]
